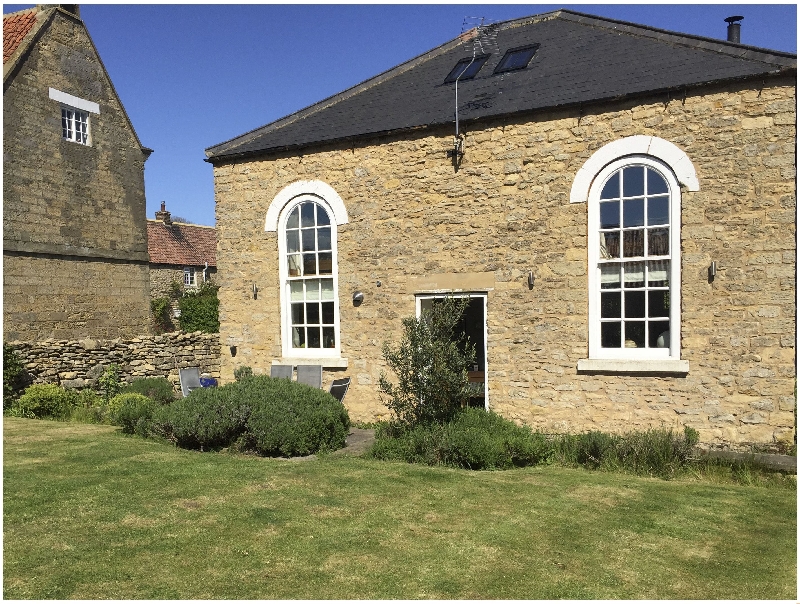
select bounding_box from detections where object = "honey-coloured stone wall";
[212,76,796,449]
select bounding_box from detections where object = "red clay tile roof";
[3,9,37,64]
[147,220,217,267]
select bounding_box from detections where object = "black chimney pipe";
[725,16,743,44]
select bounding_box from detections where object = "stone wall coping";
[577,358,690,375]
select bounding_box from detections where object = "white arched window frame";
[573,137,695,374]
[269,181,348,365]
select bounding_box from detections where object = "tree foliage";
[178,281,220,333]
[379,297,475,426]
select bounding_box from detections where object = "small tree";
[379,297,475,426]
[3,343,31,410]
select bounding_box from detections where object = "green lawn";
[3,417,796,599]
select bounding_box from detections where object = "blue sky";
[4,4,797,226]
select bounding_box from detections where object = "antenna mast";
[452,17,499,161]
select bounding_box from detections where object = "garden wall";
[7,332,220,393]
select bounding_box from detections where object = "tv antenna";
[451,17,499,165]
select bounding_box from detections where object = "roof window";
[444,55,489,84]
[494,44,539,73]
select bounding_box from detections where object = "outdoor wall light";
[229,345,237,357]
[353,291,364,306]
[252,283,258,299]
[708,261,717,282]
[527,271,535,290]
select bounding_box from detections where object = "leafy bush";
[379,297,475,426]
[11,384,75,420]
[109,393,156,435]
[178,281,219,333]
[152,375,350,456]
[233,366,253,381]
[97,364,122,405]
[551,426,700,478]
[121,377,176,405]
[151,297,175,334]
[368,408,551,470]
[3,343,31,410]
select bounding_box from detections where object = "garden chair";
[296,364,322,388]
[179,367,202,397]
[270,365,293,380]
[329,377,351,404]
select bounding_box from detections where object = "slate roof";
[147,221,217,267]
[206,9,796,163]
[3,8,38,64]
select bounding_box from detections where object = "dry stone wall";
[8,332,220,393]
[213,76,796,449]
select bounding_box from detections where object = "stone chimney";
[725,16,743,44]
[155,201,172,226]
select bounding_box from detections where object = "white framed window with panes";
[277,195,341,358]
[587,156,681,361]
[183,267,196,287]
[49,88,98,146]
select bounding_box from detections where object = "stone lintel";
[408,271,496,294]
[275,358,349,369]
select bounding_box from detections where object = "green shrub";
[121,377,176,405]
[3,343,31,410]
[11,384,75,420]
[109,393,156,435]
[151,297,175,334]
[379,297,475,426]
[152,375,350,456]
[98,364,122,405]
[368,408,551,470]
[178,281,219,333]
[233,366,253,381]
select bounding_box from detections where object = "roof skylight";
[494,44,539,73]
[444,54,489,83]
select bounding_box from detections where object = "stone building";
[205,10,796,448]
[3,5,152,341]
[147,202,217,301]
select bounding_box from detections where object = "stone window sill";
[577,358,689,375]
[275,358,348,369]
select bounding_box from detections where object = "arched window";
[588,156,681,361]
[270,181,348,361]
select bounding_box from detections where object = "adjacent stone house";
[3,4,152,341]
[147,202,217,301]
[206,10,796,448]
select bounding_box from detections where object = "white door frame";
[415,292,489,409]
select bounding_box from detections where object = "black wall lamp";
[252,283,258,299]
[708,261,717,282]
[353,291,364,306]
[527,271,535,290]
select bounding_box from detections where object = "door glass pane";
[623,230,644,257]
[292,326,305,348]
[320,279,334,300]
[301,203,315,227]
[308,327,321,348]
[623,166,644,197]
[647,196,669,225]
[600,265,620,289]
[625,322,645,348]
[601,292,621,318]
[625,291,645,318]
[287,255,302,277]
[303,254,317,275]
[600,201,620,229]
[623,198,645,227]
[322,327,336,348]
[600,172,620,199]
[601,322,621,348]
[600,232,620,259]
[623,262,644,288]
[647,168,669,194]
[291,303,304,324]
